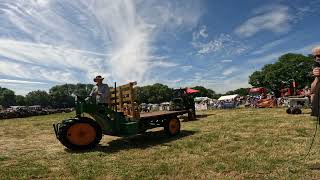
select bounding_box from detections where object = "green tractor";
[170,88,197,120]
[53,82,191,150]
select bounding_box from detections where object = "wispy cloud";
[222,67,237,76]
[248,42,320,64]
[192,33,248,56]
[192,25,208,41]
[235,5,292,37]
[0,79,47,84]
[0,0,204,90]
[250,37,290,55]
[180,65,193,71]
[220,59,233,63]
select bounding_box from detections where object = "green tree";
[249,53,314,96]
[0,88,16,107]
[191,86,216,98]
[15,95,26,106]
[49,83,94,108]
[25,90,50,107]
[225,88,249,96]
[135,83,174,104]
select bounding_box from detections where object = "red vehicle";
[248,87,276,108]
[249,87,267,94]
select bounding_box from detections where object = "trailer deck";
[140,110,188,120]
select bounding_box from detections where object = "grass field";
[1,108,320,179]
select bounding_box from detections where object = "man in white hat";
[89,75,110,106]
[310,47,320,116]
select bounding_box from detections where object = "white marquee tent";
[218,94,239,101]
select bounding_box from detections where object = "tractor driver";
[89,75,110,106]
[311,47,320,116]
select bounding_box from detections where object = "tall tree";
[225,88,249,96]
[15,95,26,106]
[49,83,94,108]
[191,86,216,98]
[249,53,314,96]
[25,90,50,107]
[135,83,174,104]
[0,88,16,108]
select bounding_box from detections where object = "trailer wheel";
[164,118,181,136]
[57,117,102,150]
[292,108,302,114]
[286,108,292,114]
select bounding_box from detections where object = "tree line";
[0,84,93,108]
[0,83,224,108]
[1,53,311,108]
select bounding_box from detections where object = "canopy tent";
[194,97,211,102]
[218,94,239,101]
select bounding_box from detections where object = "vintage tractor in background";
[170,88,198,120]
[53,82,192,150]
[281,80,310,114]
[285,97,309,114]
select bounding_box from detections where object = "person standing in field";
[311,47,320,116]
[89,75,110,106]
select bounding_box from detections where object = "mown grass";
[1,108,320,179]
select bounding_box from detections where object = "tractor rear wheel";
[57,117,102,150]
[292,108,302,114]
[164,117,181,136]
[286,108,292,114]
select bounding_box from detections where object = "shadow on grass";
[66,130,196,154]
[180,113,215,122]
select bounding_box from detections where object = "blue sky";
[0,0,319,95]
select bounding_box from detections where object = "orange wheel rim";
[67,123,96,146]
[169,119,180,134]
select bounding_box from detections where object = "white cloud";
[192,34,248,56]
[181,65,193,71]
[0,60,79,83]
[249,42,320,64]
[221,59,233,63]
[251,37,290,55]
[0,79,47,84]
[192,25,208,40]
[235,5,292,37]
[150,60,178,68]
[0,0,204,92]
[222,67,237,76]
[220,71,252,92]
[0,39,108,83]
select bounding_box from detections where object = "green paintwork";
[74,96,139,136]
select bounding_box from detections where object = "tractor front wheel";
[164,117,181,136]
[57,117,102,150]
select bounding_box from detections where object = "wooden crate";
[110,82,140,119]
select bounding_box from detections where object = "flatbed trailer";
[136,110,189,133]
[140,110,188,120]
[53,82,193,150]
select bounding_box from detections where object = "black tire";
[292,108,302,115]
[188,108,196,121]
[286,108,292,114]
[57,117,102,150]
[164,117,181,136]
